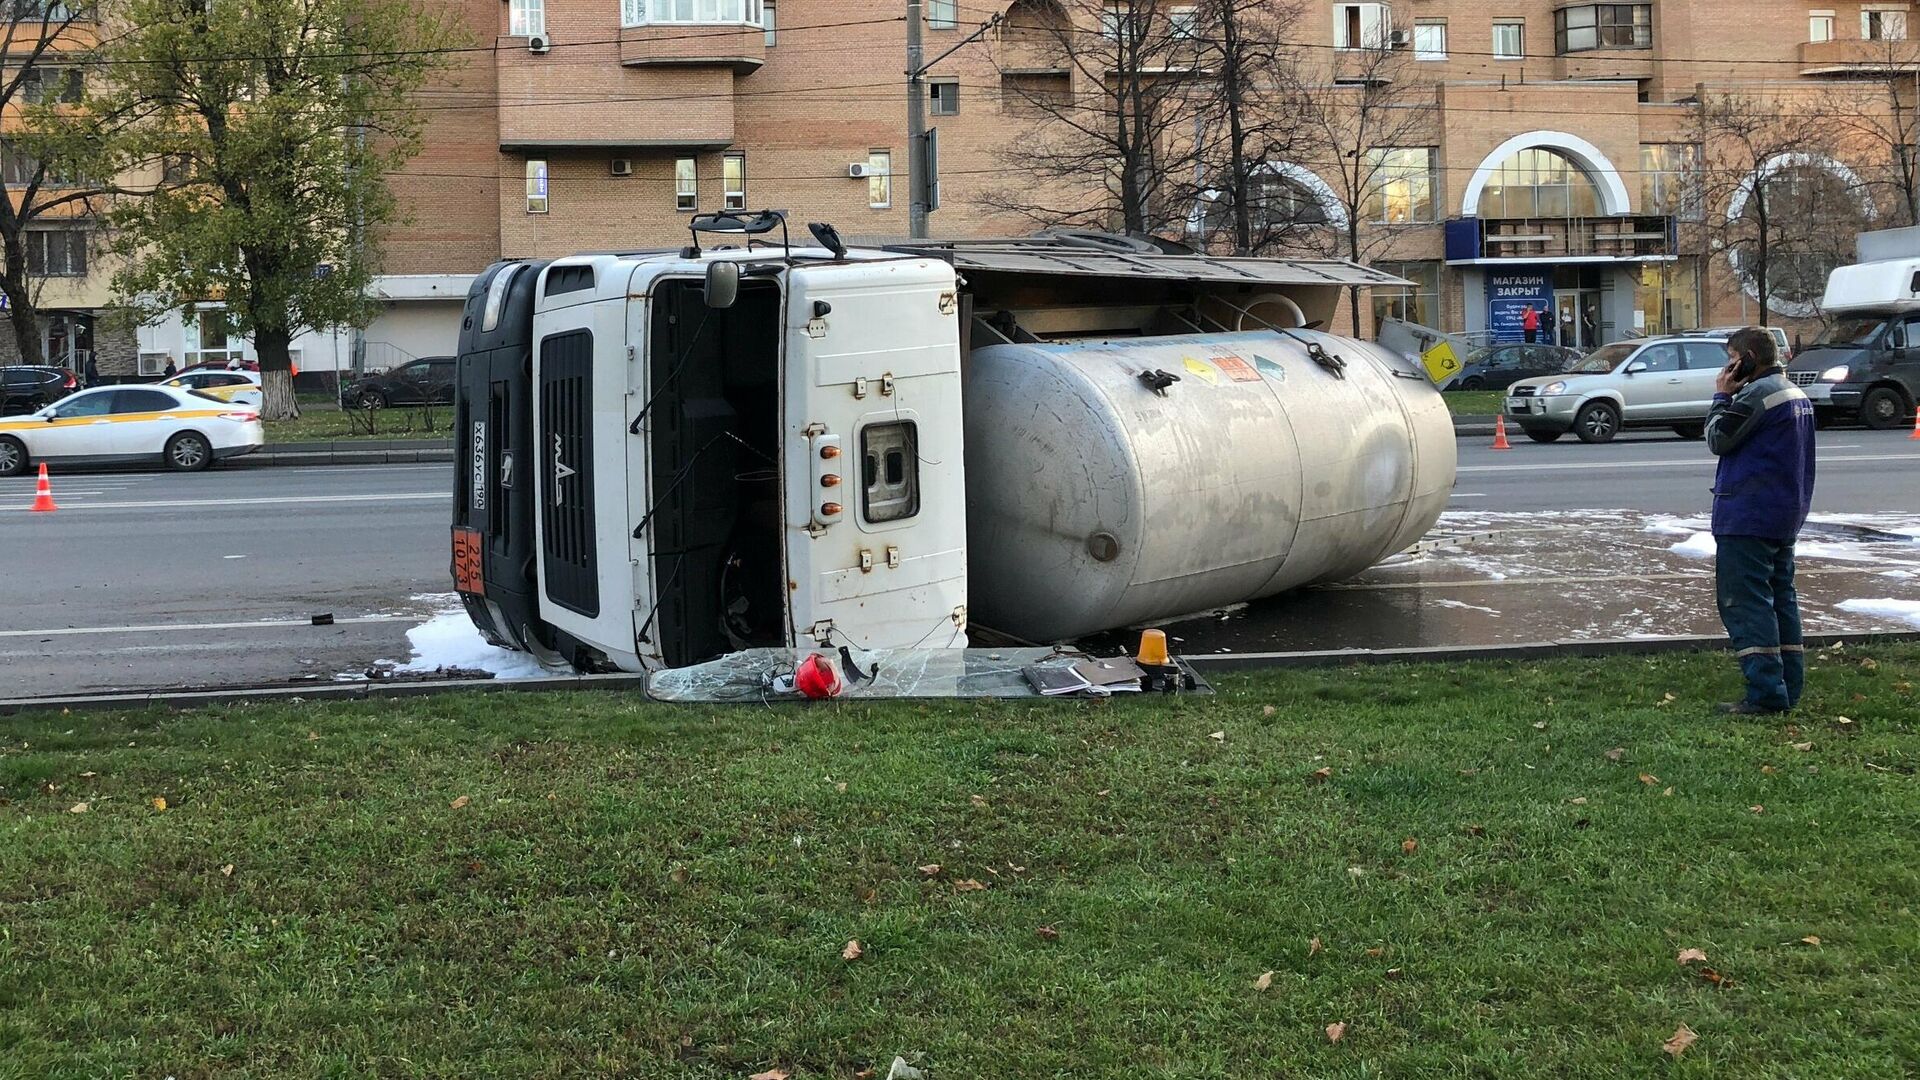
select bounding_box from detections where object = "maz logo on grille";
[552,432,577,506]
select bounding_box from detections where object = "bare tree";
[0,3,119,370]
[1816,45,1920,227]
[986,0,1204,237]
[1180,0,1315,256]
[1693,91,1870,327]
[1282,43,1439,334]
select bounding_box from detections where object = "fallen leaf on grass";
[917,864,941,877]
[1309,767,1332,783]
[1209,730,1226,742]
[748,1069,791,1080]
[1262,705,1277,717]
[1036,926,1059,941]
[1698,967,1734,988]
[1464,824,1486,837]
[1657,693,1677,708]
[1568,797,1588,805]
[1532,721,1548,730]
[1365,947,1386,959]
[78,771,96,778]
[1325,1021,1348,1044]
[449,795,470,810]
[1663,1024,1698,1057]
[1835,716,1856,727]
[1676,948,1708,966]
[1761,765,1777,775]
[1401,838,1418,854]
[1793,741,1814,752]
[306,731,321,741]
[954,879,987,892]
[669,867,690,884]
[854,1070,877,1080]
[969,794,988,808]
[1662,787,1674,797]
[842,939,863,961]
[220,864,235,877]
[1253,970,1274,991]
[1638,773,1659,786]
[1860,658,1879,671]
[1801,935,1822,946]
[1308,937,1323,957]
[835,782,848,793]
[1385,967,1404,980]
[67,802,88,814]
[1095,789,1111,797]
[1604,748,1626,762]
[1750,805,1765,814]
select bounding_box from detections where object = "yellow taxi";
[158,369,264,406]
[0,385,264,475]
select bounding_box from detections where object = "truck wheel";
[1860,385,1910,430]
[1574,401,1620,444]
[1524,429,1562,443]
[1672,423,1705,440]
[0,436,25,477]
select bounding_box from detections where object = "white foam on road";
[394,610,554,680]
[1836,598,1920,629]
[1671,533,1718,559]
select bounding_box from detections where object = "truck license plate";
[452,526,485,596]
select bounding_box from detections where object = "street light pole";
[907,0,928,239]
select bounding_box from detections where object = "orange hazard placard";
[1211,354,1261,383]
[452,527,485,596]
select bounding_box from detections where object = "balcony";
[1444,216,1676,264]
[1551,48,1655,83]
[620,22,765,73]
[1799,38,1920,76]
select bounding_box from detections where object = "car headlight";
[1540,381,1568,396]
[1819,365,1850,382]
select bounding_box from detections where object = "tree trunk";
[1220,6,1252,255]
[0,242,44,368]
[253,323,300,420]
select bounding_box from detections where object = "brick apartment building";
[363,0,1918,359]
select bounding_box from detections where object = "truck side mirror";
[703,261,739,310]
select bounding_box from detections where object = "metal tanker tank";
[963,330,1455,642]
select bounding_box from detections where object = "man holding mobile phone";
[1705,327,1817,715]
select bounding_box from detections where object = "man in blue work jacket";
[1705,327,1816,715]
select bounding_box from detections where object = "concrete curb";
[6,631,1916,715]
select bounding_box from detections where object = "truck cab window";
[862,421,919,523]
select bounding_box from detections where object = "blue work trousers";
[1714,535,1805,711]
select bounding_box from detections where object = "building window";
[0,140,72,187]
[1362,148,1435,224]
[1554,4,1651,53]
[525,158,548,214]
[21,67,83,104]
[1864,7,1908,41]
[1334,3,1391,50]
[867,150,891,209]
[1492,19,1524,59]
[1371,261,1439,331]
[1477,147,1603,218]
[1168,5,1198,40]
[509,0,543,36]
[675,156,697,211]
[762,0,775,44]
[861,421,920,523]
[723,151,745,210]
[930,79,959,116]
[634,0,765,24]
[1099,4,1128,41]
[928,0,956,30]
[185,309,243,368]
[25,229,86,276]
[1413,20,1446,60]
[1640,143,1701,220]
[1809,10,1835,42]
[1636,258,1700,337]
[1200,169,1331,237]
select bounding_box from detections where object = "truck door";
[781,260,969,652]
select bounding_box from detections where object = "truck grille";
[1788,371,1818,387]
[538,330,600,618]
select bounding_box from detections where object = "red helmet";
[794,653,843,699]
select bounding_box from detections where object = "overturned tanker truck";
[449,214,1456,673]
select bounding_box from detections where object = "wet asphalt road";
[1,429,1916,698]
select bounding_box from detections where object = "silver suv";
[1503,335,1731,443]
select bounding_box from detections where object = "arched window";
[1476,147,1604,218]
[1202,173,1330,234]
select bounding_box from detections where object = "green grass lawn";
[1442,390,1504,415]
[3,647,1917,1078]
[265,403,451,444]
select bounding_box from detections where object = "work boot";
[1716,700,1788,716]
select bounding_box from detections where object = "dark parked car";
[339,356,456,409]
[1449,344,1583,391]
[1,365,78,415]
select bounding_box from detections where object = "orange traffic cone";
[1491,414,1513,451]
[1909,406,1920,441]
[29,463,57,512]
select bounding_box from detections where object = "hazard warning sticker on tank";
[1211,354,1261,383]
[1253,354,1286,382]
[1182,357,1220,385]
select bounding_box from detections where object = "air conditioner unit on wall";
[528,34,551,54]
[1388,29,1411,48]
[848,163,872,178]
[610,158,633,177]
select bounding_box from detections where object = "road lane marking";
[5,492,447,511]
[1459,452,1915,474]
[0,615,414,639]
